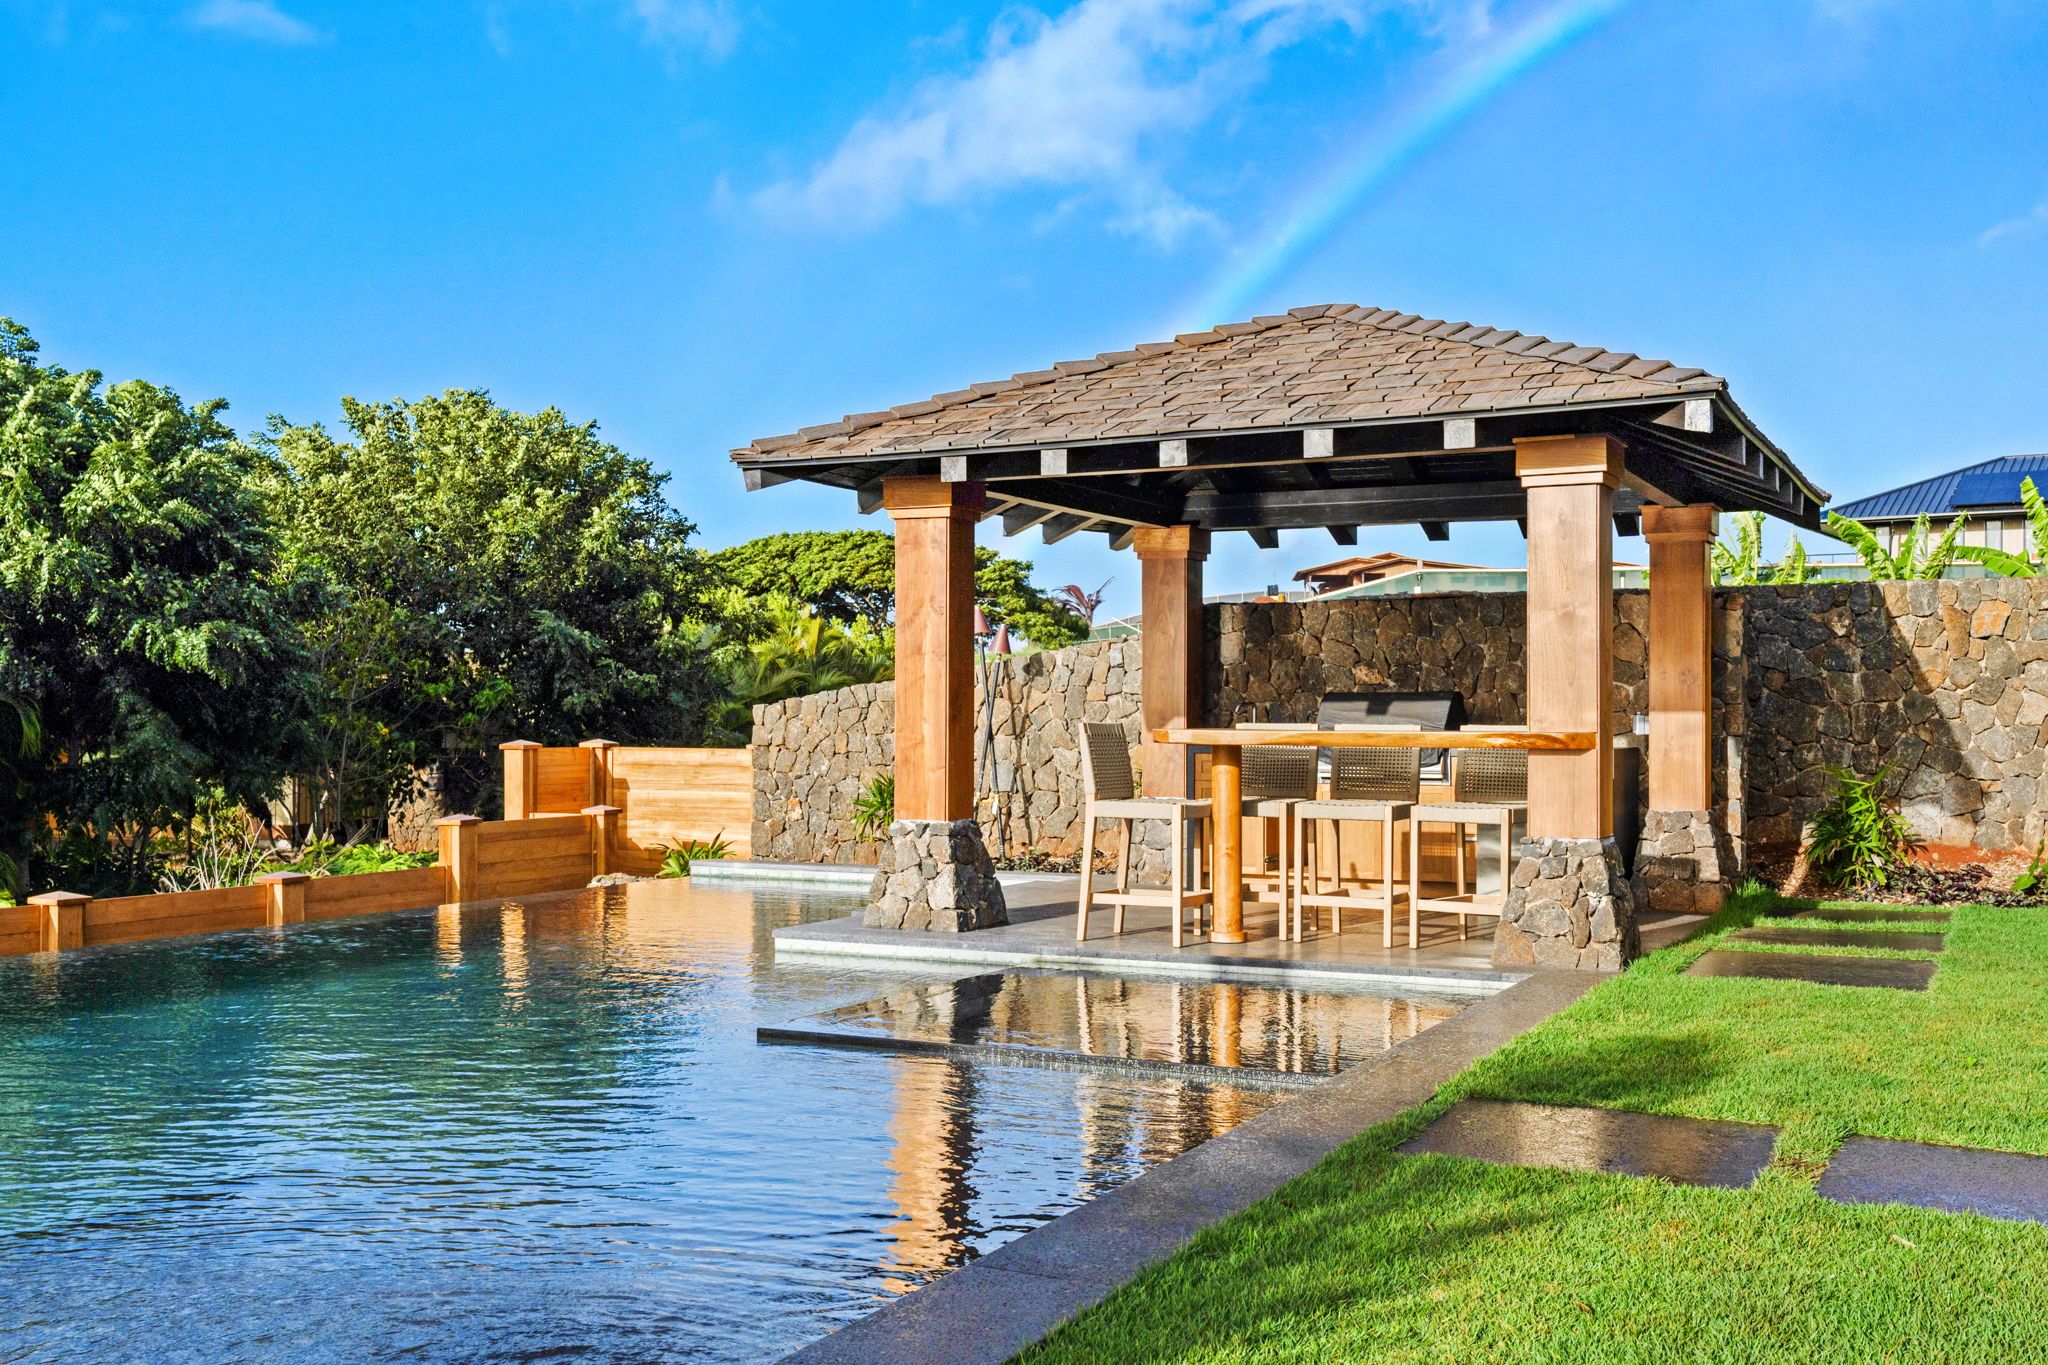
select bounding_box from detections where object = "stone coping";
[689,859,1068,891]
[776,971,1603,1365]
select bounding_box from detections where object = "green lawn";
[1023,893,2048,1363]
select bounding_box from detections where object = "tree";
[263,390,724,828]
[1711,511,1816,586]
[695,593,894,745]
[1825,510,1966,581]
[1954,477,2048,578]
[0,318,314,893]
[709,529,1088,647]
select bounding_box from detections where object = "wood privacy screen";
[502,741,753,866]
[5,814,604,960]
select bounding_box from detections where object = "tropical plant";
[290,837,436,877]
[1710,511,1816,586]
[2013,840,2048,898]
[693,593,897,745]
[657,835,733,877]
[1824,510,1967,581]
[1803,765,1920,894]
[156,791,274,893]
[708,529,1087,647]
[850,772,895,841]
[1050,579,1111,625]
[1954,476,2048,578]
[0,317,316,895]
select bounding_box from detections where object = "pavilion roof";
[734,304,1828,542]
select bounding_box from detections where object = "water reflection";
[805,969,1466,1079]
[0,879,1324,1364]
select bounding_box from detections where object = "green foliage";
[656,834,732,877]
[263,389,725,830]
[1825,509,1966,581]
[0,318,315,895]
[693,593,895,745]
[155,790,272,893]
[1803,764,1920,893]
[290,838,436,877]
[709,529,1087,648]
[1710,511,1815,586]
[2014,840,2048,898]
[1955,476,2048,578]
[850,771,895,841]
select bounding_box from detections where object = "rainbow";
[1181,0,1640,330]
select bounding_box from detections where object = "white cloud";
[188,0,324,44]
[627,0,738,58]
[753,0,1397,245]
[1980,199,2048,248]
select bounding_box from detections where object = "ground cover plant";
[1025,889,2048,1363]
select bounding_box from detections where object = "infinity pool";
[0,878,1456,1363]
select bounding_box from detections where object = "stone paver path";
[1398,1099,1779,1189]
[1818,1137,2048,1225]
[1685,949,1936,990]
[1790,907,1950,925]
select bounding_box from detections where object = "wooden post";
[1134,526,1208,799]
[883,476,983,822]
[584,804,621,877]
[1516,435,1622,839]
[1641,504,1719,812]
[256,871,311,927]
[500,740,541,820]
[29,892,89,953]
[580,739,617,808]
[437,814,481,905]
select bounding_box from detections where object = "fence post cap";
[435,814,484,827]
[500,739,543,751]
[254,870,313,885]
[578,738,618,750]
[27,891,91,905]
[581,804,623,817]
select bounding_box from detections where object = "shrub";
[1803,765,1919,893]
[658,836,732,878]
[850,772,895,842]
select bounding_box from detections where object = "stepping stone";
[1731,925,1946,953]
[1791,907,1949,925]
[1819,1137,2048,1225]
[1685,950,1936,991]
[1398,1098,1778,1189]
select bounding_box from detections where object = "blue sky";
[7,0,2047,619]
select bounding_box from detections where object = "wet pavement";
[1730,926,1947,953]
[1818,1137,2048,1225]
[1685,949,1937,990]
[1397,1098,1779,1189]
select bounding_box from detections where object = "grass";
[1022,889,2048,1363]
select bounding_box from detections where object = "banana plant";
[1824,510,1967,581]
[1953,476,2048,578]
[1711,511,1816,586]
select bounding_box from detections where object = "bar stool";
[1074,722,1213,947]
[1290,741,1422,946]
[1234,724,1318,921]
[1410,748,1527,939]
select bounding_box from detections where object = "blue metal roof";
[1831,454,2048,521]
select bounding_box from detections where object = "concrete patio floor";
[771,872,1700,992]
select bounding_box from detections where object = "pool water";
[0,879,1463,1363]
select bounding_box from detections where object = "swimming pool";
[0,878,1459,1362]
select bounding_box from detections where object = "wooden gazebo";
[734,304,1824,967]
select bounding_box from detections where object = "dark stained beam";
[743,468,795,492]
[1614,510,1642,538]
[1040,513,1093,544]
[999,501,1061,536]
[1326,525,1358,545]
[999,477,1180,528]
[1421,521,1450,542]
[1182,480,1526,531]
[1247,528,1279,550]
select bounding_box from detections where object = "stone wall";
[750,580,2048,868]
[1741,579,2048,854]
[751,640,1141,865]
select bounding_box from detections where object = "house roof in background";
[1831,454,2048,521]
[1293,551,1482,581]
[736,304,1731,461]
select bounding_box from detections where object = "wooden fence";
[2,738,751,961]
[500,739,753,870]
